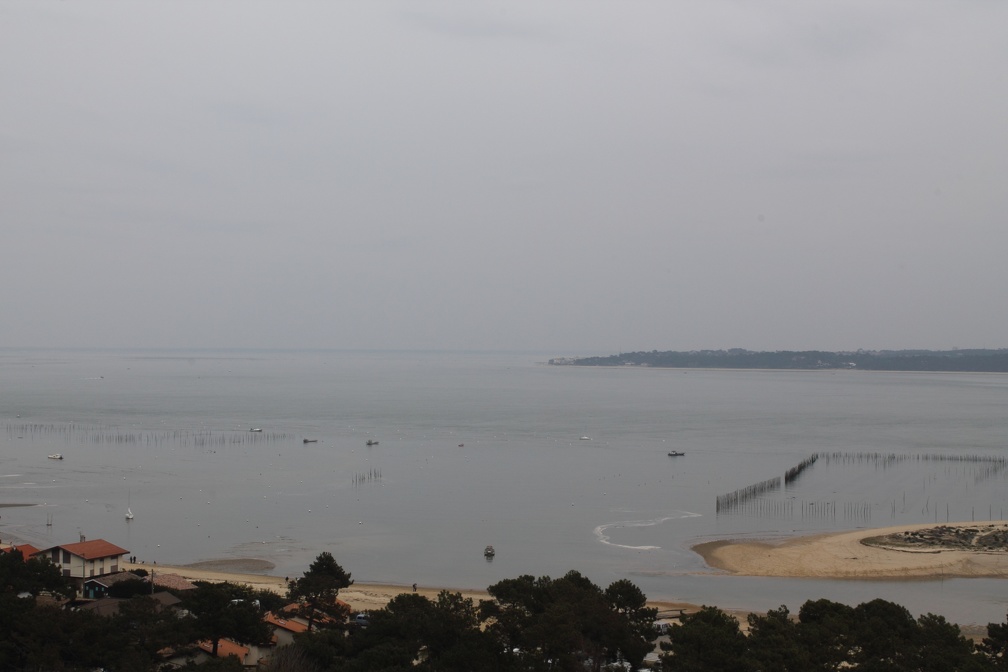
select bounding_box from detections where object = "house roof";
[264,611,309,633]
[151,591,182,609]
[78,598,126,617]
[83,572,142,588]
[152,572,196,591]
[44,539,129,560]
[280,599,349,625]
[1,544,42,561]
[198,639,250,660]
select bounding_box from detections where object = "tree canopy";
[185,581,272,657]
[663,598,995,672]
[0,548,75,598]
[287,552,353,631]
[479,570,658,671]
[4,551,1008,672]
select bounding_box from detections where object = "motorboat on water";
[125,507,134,520]
[48,454,63,460]
[667,451,685,457]
[303,439,318,443]
[366,440,379,446]
[484,545,495,558]
[579,436,590,441]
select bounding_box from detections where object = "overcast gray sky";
[2,2,1005,354]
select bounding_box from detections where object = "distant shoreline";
[544,365,1008,375]
[550,349,1008,373]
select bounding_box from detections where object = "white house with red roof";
[39,537,129,583]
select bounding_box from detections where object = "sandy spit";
[693,521,1008,580]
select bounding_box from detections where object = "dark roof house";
[82,571,145,599]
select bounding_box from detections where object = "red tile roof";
[48,539,128,560]
[0,544,41,561]
[264,611,309,633]
[280,599,350,624]
[198,639,250,660]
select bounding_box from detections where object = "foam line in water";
[594,511,701,550]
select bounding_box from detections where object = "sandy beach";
[122,522,1008,613]
[122,560,709,620]
[10,522,1005,639]
[126,560,492,614]
[693,521,1008,579]
[117,523,1004,629]
[10,521,1006,608]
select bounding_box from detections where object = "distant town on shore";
[549,348,1008,372]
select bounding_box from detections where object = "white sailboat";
[125,490,134,520]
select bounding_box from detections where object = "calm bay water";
[1,349,1006,626]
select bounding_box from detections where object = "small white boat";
[579,436,590,441]
[250,428,263,433]
[125,507,134,520]
[48,454,63,460]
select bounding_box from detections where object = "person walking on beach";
[412,583,417,592]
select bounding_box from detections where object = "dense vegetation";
[550,348,1008,372]
[3,548,1008,671]
[664,601,1004,672]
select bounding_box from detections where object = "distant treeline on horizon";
[549,348,1008,372]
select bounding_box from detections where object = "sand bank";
[693,521,1008,579]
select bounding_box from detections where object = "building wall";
[273,628,295,647]
[49,550,124,578]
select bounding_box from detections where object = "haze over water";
[2,349,1006,626]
